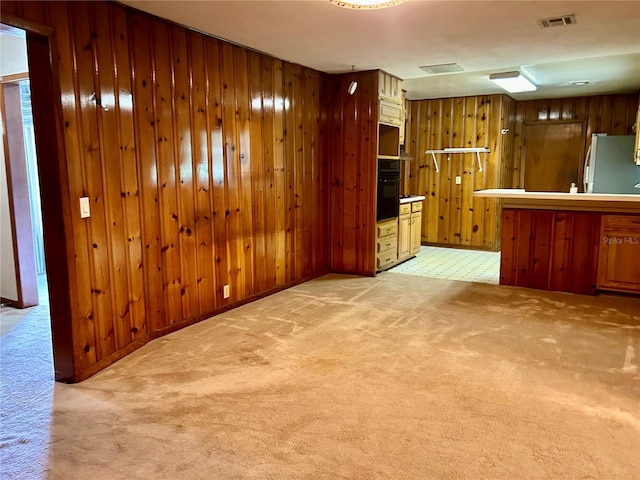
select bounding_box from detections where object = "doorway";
[1,16,76,382]
[1,24,45,309]
[523,122,585,192]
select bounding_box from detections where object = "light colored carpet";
[1,273,640,479]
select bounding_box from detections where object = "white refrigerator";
[583,134,640,194]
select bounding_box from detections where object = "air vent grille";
[537,14,576,28]
[419,63,464,75]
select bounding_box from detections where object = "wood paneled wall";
[324,71,378,276]
[405,93,638,250]
[512,94,639,188]
[2,1,328,381]
[405,95,516,250]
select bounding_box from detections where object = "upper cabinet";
[378,70,403,103]
[379,99,403,126]
[377,71,405,155]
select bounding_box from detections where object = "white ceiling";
[121,0,640,101]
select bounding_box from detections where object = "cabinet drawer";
[377,222,397,238]
[377,236,397,253]
[602,214,640,231]
[377,252,396,269]
[411,201,423,213]
[399,204,411,215]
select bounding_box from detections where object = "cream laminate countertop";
[399,195,426,204]
[473,189,640,213]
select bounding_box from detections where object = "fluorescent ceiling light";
[489,71,537,93]
[330,0,405,9]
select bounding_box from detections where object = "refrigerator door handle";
[583,143,592,193]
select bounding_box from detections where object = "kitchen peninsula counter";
[473,189,640,295]
[474,189,640,213]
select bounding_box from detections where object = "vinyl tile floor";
[389,246,500,284]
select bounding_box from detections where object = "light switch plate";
[455,176,462,185]
[79,197,91,218]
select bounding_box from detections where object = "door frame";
[2,13,78,382]
[1,74,39,308]
[521,119,587,191]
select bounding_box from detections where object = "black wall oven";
[377,159,400,221]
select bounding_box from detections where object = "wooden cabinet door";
[410,212,422,254]
[597,215,640,293]
[379,99,402,126]
[523,122,584,192]
[398,214,411,260]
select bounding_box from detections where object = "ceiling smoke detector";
[419,63,465,75]
[537,14,577,28]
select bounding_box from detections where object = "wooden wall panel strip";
[151,19,183,326]
[171,27,199,319]
[127,12,165,334]
[71,2,116,360]
[204,37,229,306]
[272,59,287,288]
[94,2,131,350]
[247,51,267,294]
[109,4,146,342]
[259,55,277,290]
[188,32,216,314]
[283,63,296,283]
[234,47,254,297]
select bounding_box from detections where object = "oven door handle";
[379,178,399,183]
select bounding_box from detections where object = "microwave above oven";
[378,123,400,158]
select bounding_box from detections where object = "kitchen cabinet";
[378,71,402,103]
[379,98,402,127]
[410,201,422,254]
[597,214,640,293]
[396,199,423,264]
[376,218,398,270]
[398,204,411,260]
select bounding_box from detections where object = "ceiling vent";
[419,63,464,75]
[537,14,577,28]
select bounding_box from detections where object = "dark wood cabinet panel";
[597,215,640,294]
[500,209,601,295]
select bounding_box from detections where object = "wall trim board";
[1,72,29,83]
[0,12,53,36]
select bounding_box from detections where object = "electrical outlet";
[223,284,230,299]
[455,175,462,185]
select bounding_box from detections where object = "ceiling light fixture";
[489,71,537,93]
[330,0,405,10]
